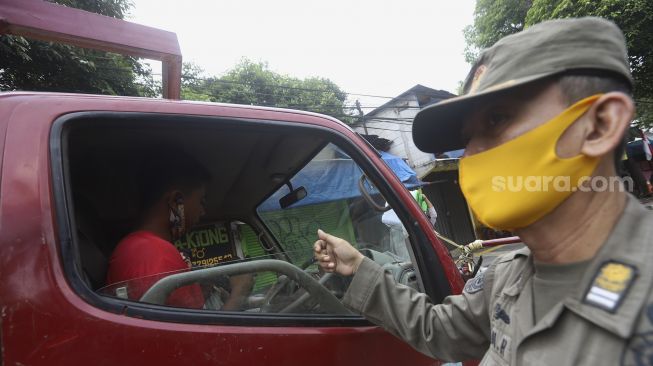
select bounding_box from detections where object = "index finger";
[313,239,326,253]
[317,229,340,244]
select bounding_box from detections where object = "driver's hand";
[229,273,254,295]
[314,229,365,276]
[221,274,255,311]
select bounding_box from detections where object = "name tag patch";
[584,261,637,313]
[490,328,512,359]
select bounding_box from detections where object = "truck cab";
[0,93,464,365]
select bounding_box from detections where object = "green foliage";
[182,59,354,124]
[180,62,211,101]
[0,0,158,97]
[464,0,653,126]
[635,100,653,130]
[463,0,533,63]
[54,0,133,19]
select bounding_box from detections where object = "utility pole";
[355,99,368,134]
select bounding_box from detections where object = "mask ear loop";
[169,193,185,240]
[551,94,604,161]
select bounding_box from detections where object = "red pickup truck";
[0,1,466,365]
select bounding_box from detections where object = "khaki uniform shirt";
[343,196,653,365]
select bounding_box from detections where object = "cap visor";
[413,72,556,153]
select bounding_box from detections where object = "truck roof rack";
[0,0,182,99]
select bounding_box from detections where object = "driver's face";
[184,185,207,231]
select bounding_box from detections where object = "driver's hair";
[138,147,211,215]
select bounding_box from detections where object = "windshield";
[257,143,412,267]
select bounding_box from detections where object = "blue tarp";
[259,152,420,211]
[379,151,420,187]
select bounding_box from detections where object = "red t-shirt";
[105,230,204,309]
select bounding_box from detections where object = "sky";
[129,0,476,108]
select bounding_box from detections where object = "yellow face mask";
[459,94,602,231]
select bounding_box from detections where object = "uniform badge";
[584,261,637,313]
[464,271,485,294]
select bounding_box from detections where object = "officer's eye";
[487,111,510,127]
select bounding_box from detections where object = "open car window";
[97,144,419,315]
[64,114,423,320]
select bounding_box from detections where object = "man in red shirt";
[106,149,251,310]
[107,230,206,308]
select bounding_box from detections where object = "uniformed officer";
[314,17,653,365]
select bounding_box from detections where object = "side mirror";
[279,186,307,209]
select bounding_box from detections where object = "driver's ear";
[166,190,184,209]
[579,92,634,158]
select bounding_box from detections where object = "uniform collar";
[500,247,532,297]
[563,194,653,338]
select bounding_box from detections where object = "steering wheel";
[140,259,349,314]
[260,274,293,311]
[276,272,336,313]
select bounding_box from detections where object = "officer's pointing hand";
[314,229,365,276]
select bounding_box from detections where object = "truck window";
[58,113,424,322]
[256,143,420,314]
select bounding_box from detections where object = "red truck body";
[0,93,466,365]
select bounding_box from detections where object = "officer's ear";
[579,92,634,158]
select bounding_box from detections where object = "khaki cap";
[413,17,633,153]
